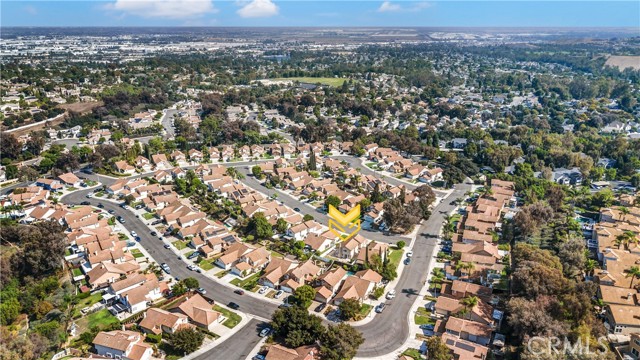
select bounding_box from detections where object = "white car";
[386,290,396,300]
[406,251,413,258]
[274,290,284,299]
[130,231,138,238]
[258,286,268,295]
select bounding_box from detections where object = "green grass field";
[414,307,435,325]
[77,309,119,332]
[230,272,262,291]
[272,77,347,87]
[388,249,403,270]
[199,260,215,271]
[213,305,242,328]
[172,240,189,250]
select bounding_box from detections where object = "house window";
[631,348,639,357]
[106,353,113,358]
[615,326,623,333]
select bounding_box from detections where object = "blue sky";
[1,1,639,27]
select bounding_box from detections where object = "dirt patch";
[57,101,103,114]
[605,56,640,71]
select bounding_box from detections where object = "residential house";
[139,308,191,335]
[171,294,222,331]
[92,330,153,360]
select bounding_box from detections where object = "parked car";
[135,236,141,242]
[150,231,157,236]
[80,201,90,205]
[314,303,326,313]
[196,288,207,295]
[97,203,104,208]
[293,207,301,212]
[274,290,284,299]
[151,220,163,225]
[187,265,197,271]
[259,328,271,337]
[120,203,127,209]
[135,204,144,210]
[228,302,240,310]
[108,209,115,214]
[234,289,245,295]
[406,251,413,258]
[420,324,435,331]
[258,286,268,295]
[386,290,396,300]
[253,355,265,360]
[404,258,411,265]
[187,252,200,260]
[163,244,170,249]
[130,231,138,238]
[117,216,125,223]
[375,303,386,313]
[160,263,170,274]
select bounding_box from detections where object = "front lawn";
[213,305,242,328]
[359,304,373,318]
[142,212,156,220]
[172,240,189,250]
[402,348,423,360]
[199,260,215,271]
[230,272,262,291]
[388,249,403,269]
[414,307,435,326]
[131,249,145,259]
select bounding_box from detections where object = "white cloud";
[237,0,278,18]
[107,0,217,19]
[378,1,431,13]
[378,1,401,12]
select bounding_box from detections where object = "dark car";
[135,236,141,242]
[187,252,200,260]
[117,216,125,223]
[314,303,326,313]
[108,209,115,214]
[404,257,411,265]
[150,231,157,236]
[120,203,127,209]
[163,244,170,249]
[228,302,240,310]
[234,289,245,295]
[151,220,163,225]
[80,201,90,205]
[135,204,144,210]
[97,203,104,208]
[294,207,301,212]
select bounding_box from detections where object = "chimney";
[628,293,633,299]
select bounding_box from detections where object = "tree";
[169,328,204,354]
[459,296,479,320]
[626,266,640,289]
[338,298,361,320]
[2,221,66,279]
[425,336,452,360]
[557,236,586,277]
[325,195,341,210]
[308,147,317,171]
[270,306,325,348]
[183,277,199,290]
[251,165,263,179]
[292,285,316,309]
[320,323,364,360]
[250,212,273,239]
[302,214,314,222]
[275,218,289,233]
[396,240,406,249]
[171,282,187,297]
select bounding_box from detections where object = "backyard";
[77,309,119,332]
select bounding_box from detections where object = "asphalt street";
[193,319,265,360]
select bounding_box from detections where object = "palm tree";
[479,186,494,198]
[619,206,630,222]
[585,259,598,277]
[626,266,640,289]
[460,296,479,320]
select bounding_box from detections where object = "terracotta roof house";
[139,308,191,335]
[92,330,152,360]
[265,344,318,360]
[58,172,82,187]
[171,294,222,331]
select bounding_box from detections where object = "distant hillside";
[605,56,640,71]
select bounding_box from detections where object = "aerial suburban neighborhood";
[1,2,640,360]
